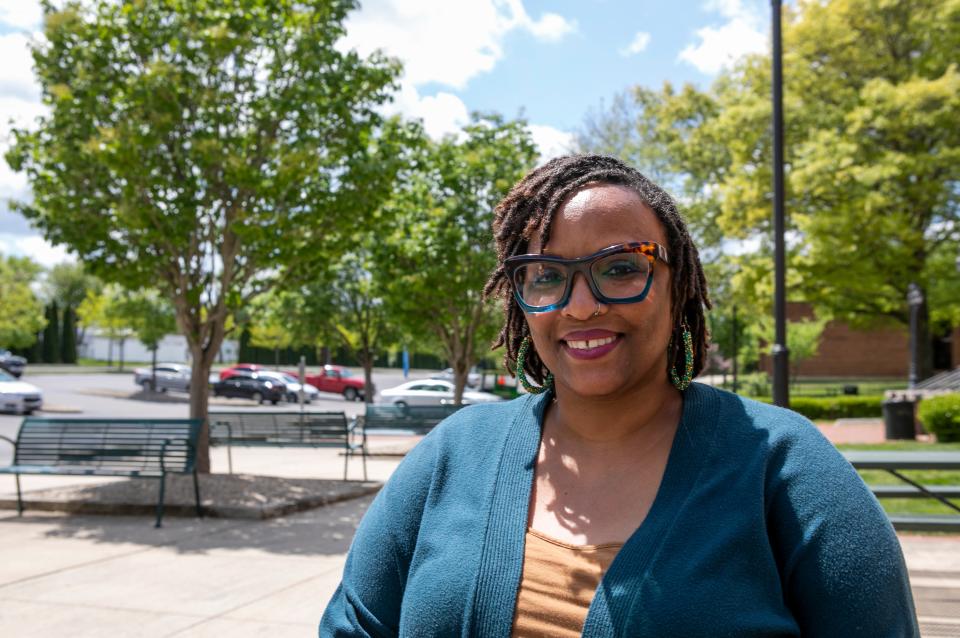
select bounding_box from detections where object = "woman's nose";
[561,272,598,320]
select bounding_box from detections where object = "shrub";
[749,395,883,420]
[918,393,960,443]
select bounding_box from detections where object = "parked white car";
[133,363,191,392]
[430,367,483,388]
[376,379,503,408]
[0,370,43,414]
[255,371,321,404]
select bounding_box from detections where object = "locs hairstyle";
[482,154,712,386]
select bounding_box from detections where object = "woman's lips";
[560,332,622,360]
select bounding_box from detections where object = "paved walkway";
[0,426,957,636]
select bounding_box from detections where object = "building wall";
[78,332,238,364]
[759,302,910,378]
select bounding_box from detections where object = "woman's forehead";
[529,183,666,255]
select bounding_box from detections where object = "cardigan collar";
[469,383,721,637]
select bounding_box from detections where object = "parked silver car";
[133,363,192,392]
[376,379,502,409]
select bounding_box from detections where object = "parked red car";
[288,364,367,401]
[219,363,265,381]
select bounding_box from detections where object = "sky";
[0,0,772,268]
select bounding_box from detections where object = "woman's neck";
[546,378,683,451]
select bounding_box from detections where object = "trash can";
[882,399,916,440]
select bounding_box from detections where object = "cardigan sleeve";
[764,413,920,637]
[319,433,438,637]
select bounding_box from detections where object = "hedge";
[918,393,960,443]
[751,394,883,420]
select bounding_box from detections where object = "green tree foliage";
[42,301,61,364]
[578,0,960,381]
[61,306,77,364]
[381,113,538,403]
[77,285,135,369]
[0,255,46,350]
[6,0,404,470]
[248,293,295,369]
[116,289,177,389]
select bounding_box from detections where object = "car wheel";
[343,387,358,402]
[394,401,409,416]
[251,391,263,404]
[270,399,279,405]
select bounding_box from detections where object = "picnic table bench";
[208,411,366,480]
[0,417,202,527]
[361,404,463,435]
[843,450,960,532]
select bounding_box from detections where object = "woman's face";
[524,183,674,398]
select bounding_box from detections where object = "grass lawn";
[836,442,960,516]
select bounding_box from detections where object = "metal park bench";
[843,451,960,532]
[0,417,202,528]
[208,411,366,480]
[361,404,463,436]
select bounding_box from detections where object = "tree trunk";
[274,346,279,370]
[107,338,113,367]
[150,346,158,392]
[361,350,375,404]
[118,338,125,371]
[188,350,214,473]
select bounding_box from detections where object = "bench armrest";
[0,434,15,450]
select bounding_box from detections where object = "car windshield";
[281,374,299,384]
[0,370,15,382]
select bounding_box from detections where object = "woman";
[321,155,918,637]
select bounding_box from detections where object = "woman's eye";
[601,261,642,278]
[531,267,564,286]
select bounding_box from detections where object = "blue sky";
[0,0,772,266]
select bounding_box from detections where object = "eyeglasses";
[504,242,669,313]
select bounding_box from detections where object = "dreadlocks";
[482,154,712,387]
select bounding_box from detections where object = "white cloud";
[619,31,651,57]
[0,1,42,31]
[0,32,41,104]
[678,0,767,75]
[392,82,469,139]
[340,0,576,90]
[0,233,74,267]
[528,124,573,163]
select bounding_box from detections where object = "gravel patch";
[0,473,381,520]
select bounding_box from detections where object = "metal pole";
[907,283,923,389]
[771,0,790,407]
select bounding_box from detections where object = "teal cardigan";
[320,383,919,637]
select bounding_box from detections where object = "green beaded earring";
[669,320,694,391]
[516,336,553,394]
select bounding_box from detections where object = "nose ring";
[592,303,602,318]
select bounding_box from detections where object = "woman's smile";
[561,329,622,359]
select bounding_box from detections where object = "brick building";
[758,302,960,378]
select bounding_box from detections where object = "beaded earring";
[516,336,554,394]
[669,319,694,391]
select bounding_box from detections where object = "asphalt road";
[0,367,443,464]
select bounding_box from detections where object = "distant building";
[78,331,238,364]
[758,302,959,378]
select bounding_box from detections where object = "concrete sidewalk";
[0,433,958,636]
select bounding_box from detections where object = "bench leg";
[343,444,349,481]
[362,446,368,482]
[155,473,167,528]
[15,474,22,516]
[192,469,203,518]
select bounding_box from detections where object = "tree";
[6,0,405,471]
[247,293,294,370]
[45,261,101,350]
[115,290,177,390]
[61,306,77,364]
[42,301,61,364]
[77,285,135,370]
[577,0,960,381]
[0,255,46,350]
[382,113,538,403]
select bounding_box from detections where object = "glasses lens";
[512,262,568,308]
[590,251,651,300]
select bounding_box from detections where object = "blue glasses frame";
[504,241,670,313]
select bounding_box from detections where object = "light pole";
[771,0,790,407]
[907,282,924,389]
